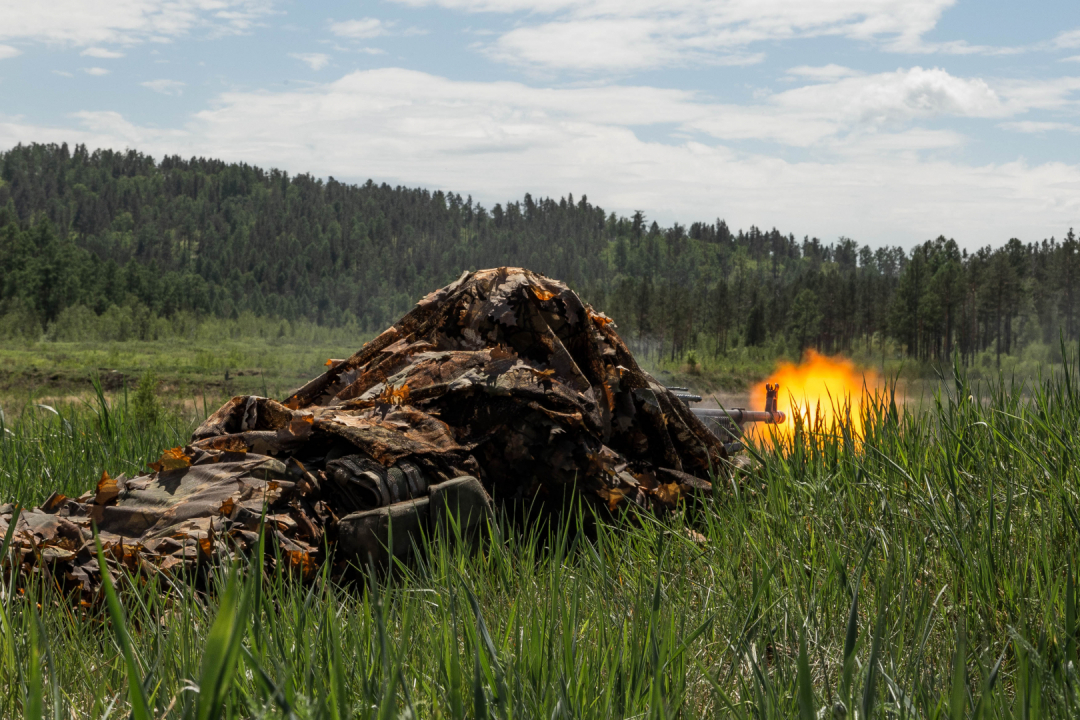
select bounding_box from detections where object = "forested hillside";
[1,142,1077,365]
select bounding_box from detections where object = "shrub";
[132,370,161,425]
[46,304,98,341]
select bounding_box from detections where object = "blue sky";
[0,0,1078,248]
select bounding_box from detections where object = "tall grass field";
[0,355,1077,719]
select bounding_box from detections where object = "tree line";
[1,142,1077,364]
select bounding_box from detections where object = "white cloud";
[81,47,125,58]
[1000,121,1080,134]
[787,65,863,81]
[832,128,967,154]
[69,110,188,145]
[3,67,1078,248]
[0,0,273,47]
[394,0,964,71]
[392,0,572,9]
[52,70,73,77]
[489,18,765,71]
[10,66,1072,248]
[141,78,185,95]
[1053,29,1080,49]
[82,67,109,76]
[997,76,1080,113]
[781,68,1005,120]
[681,67,1015,147]
[1063,55,1080,63]
[0,44,20,60]
[330,18,389,39]
[289,52,330,70]
[892,40,1023,56]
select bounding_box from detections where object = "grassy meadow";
[0,334,370,417]
[0,348,1077,718]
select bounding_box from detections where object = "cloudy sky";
[0,0,1078,248]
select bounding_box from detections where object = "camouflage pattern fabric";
[0,267,725,598]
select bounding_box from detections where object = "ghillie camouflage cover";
[0,268,725,598]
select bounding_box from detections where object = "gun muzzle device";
[669,383,786,454]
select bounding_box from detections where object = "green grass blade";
[462,580,508,715]
[950,615,967,720]
[94,535,153,720]
[860,608,885,720]
[841,578,860,700]
[472,645,489,720]
[195,563,251,720]
[1066,562,1077,668]
[797,626,815,720]
[27,605,44,720]
[973,645,1007,720]
[240,646,298,720]
[326,598,349,720]
[0,506,20,679]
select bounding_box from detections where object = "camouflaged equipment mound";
[0,267,725,596]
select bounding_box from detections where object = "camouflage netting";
[0,267,725,597]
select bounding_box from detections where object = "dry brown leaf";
[149,447,192,473]
[200,435,250,453]
[264,480,282,503]
[377,383,410,406]
[287,550,316,580]
[287,415,314,437]
[590,311,614,327]
[652,482,682,506]
[596,487,625,512]
[532,287,556,302]
[219,497,236,517]
[95,471,119,505]
[156,556,184,574]
[41,492,68,514]
[489,345,516,361]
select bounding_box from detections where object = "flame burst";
[750,350,879,444]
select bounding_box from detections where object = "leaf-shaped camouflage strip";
[149,447,192,473]
[95,472,119,505]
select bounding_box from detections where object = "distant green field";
[0,335,369,415]
[1,324,1068,423]
[0,355,1077,718]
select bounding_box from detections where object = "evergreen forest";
[2,142,1078,366]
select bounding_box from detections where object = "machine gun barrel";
[690,408,784,424]
[684,383,786,425]
[667,382,784,452]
